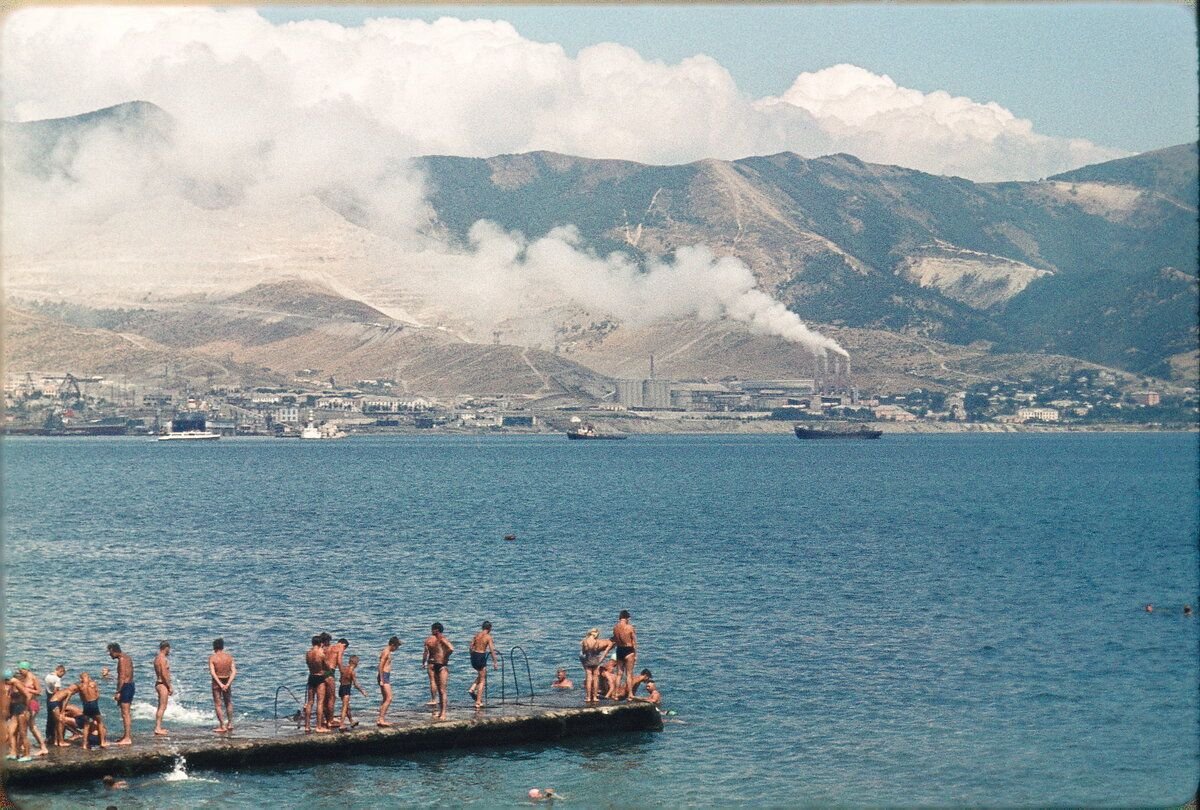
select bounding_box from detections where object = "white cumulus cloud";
[2,7,1122,181]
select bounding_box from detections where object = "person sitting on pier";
[598,656,621,700]
[376,636,401,727]
[629,669,653,697]
[304,635,330,733]
[578,628,612,705]
[423,623,454,721]
[468,621,499,709]
[106,643,135,746]
[209,638,237,734]
[338,655,369,729]
[77,672,108,750]
[550,669,574,690]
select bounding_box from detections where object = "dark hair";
[337,638,349,647]
[107,643,121,654]
[640,669,652,678]
[312,635,322,645]
[213,638,224,651]
[482,621,492,631]
[159,641,170,651]
[432,622,444,633]
[388,636,400,646]
[102,775,115,787]
[619,610,631,620]
[319,632,332,643]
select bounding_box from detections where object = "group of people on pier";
[3,610,659,757]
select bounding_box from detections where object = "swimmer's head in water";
[528,788,542,799]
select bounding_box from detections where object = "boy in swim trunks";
[611,610,638,700]
[209,638,237,734]
[422,623,453,720]
[338,655,369,728]
[377,636,401,727]
[107,643,135,745]
[304,635,330,733]
[467,621,499,709]
[77,672,108,750]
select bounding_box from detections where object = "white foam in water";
[130,699,213,726]
[163,755,190,782]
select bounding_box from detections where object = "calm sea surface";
[3,433,1198,807]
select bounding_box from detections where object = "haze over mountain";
[3,101,1196,393]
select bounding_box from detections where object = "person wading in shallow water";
[423,623,453,721]
[106,643,135,745]
[154,642,173,736]
[467,621,498,709]
[208,637,237,734]
[377,636,401,727]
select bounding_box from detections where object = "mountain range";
[3,101,1196,395]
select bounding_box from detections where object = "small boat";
[794,424,882,440]
[300,421,348,440]
[566,423,627,440]
[158,412,219,441]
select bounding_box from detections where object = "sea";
[2,432,1197,808]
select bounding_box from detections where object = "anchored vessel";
[300,421,348,440]
[794,423,882,440]
[566,423,627,440]
[158,412,220,441]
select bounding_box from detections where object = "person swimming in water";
[551,669,574,690]
[468,622,499,709]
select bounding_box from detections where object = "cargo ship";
[794,424,882,440]
[566,423,627,440]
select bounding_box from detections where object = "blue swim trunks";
[380,672,391,685]
[118,683,135,704]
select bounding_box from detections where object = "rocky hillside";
[4,101,1196,387]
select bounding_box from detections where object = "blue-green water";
[3,433,1198,807]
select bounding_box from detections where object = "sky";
[257,3,1199,155]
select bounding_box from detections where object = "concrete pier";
[3,698,662,789]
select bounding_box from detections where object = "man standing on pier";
[107,643,135,745]
[423,623,453,721]
[209,638,237,734]
[304,635,330,733]
[154,642,172,736]
[468,621,499,709]
[611,611,638,700]
[377,636,401,727]
[324,636,346,728]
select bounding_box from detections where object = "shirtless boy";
[107,643,135,745]
[467,621,499,709]
[154,642,173,736]
[209,638,237,734]
[77,672,108,750]
[611,610,638,700]
[338,655,369,728]
[377,636,401,727]
[48,680,83,747]
[422,623,454,720]
[304,635,330,733]
[17,664,48,756]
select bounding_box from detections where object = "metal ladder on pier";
[499,645,536,706]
